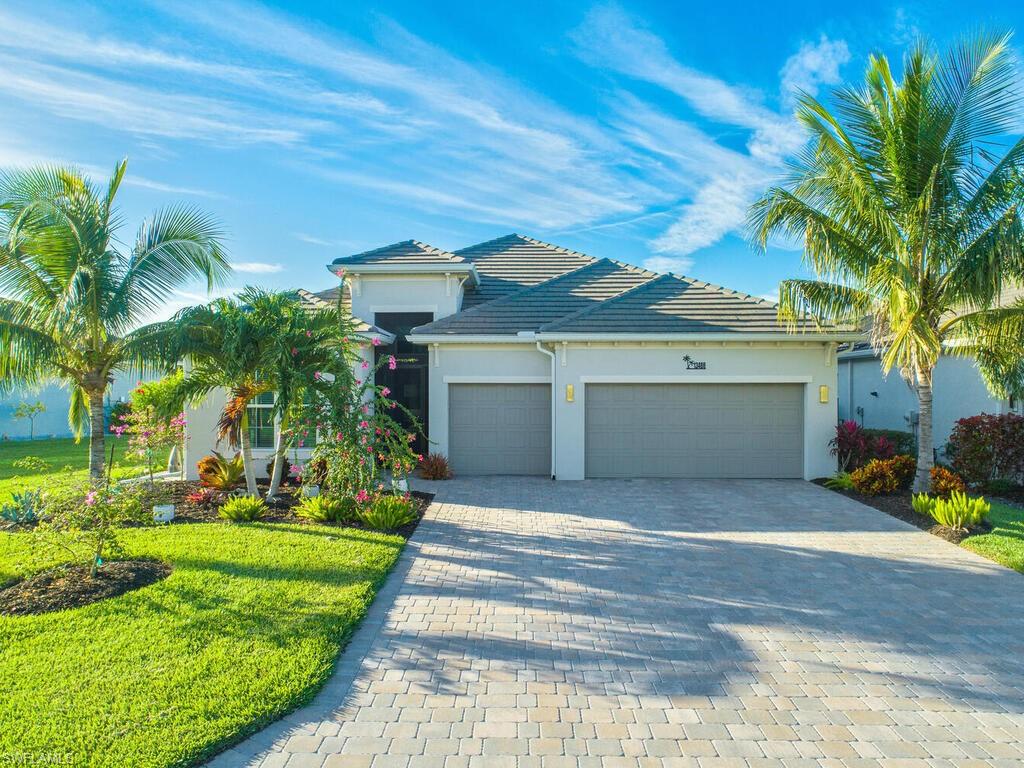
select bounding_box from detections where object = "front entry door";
[374,312,432,454]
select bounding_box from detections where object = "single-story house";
[185,234,859,481]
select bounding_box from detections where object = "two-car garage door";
[585,383,804,478]
[446,382,804,478]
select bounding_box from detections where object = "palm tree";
[174,290,276,495]
[0,161,229,481]
[257,293,357,501]
[749,33,1024,492]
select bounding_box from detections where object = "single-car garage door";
[585,383,804,478]
[449,384,551,475]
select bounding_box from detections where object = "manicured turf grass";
[0,522,404,767]
[963,501,1024,574]
[0,437,170,497]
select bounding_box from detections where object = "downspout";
[535,340,556,480]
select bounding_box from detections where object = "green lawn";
[963,501,1024,573]
[0,522,404,767]
[0,437,170,497]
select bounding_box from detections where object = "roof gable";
[456,234,598,308]
[330,240,464,267]
[411,258,656,335]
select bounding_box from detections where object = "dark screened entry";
[374,312,432,454]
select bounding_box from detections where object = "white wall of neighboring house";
[837,352,1015,453]
[0,377,147,440]
[424,340,840,481]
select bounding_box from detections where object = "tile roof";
[411,258,657,335]
[539,274,820,334]
[330,240,464,267]
[296,287,392,337]
[456,234,598,308]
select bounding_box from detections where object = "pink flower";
[371,337,382,347]
[306,330,312,338]
[291,347,298,356]
[85,490,98,506]
[359,420,369,429]
[356,489,370,503]
[313,371,322,380]
[336,432,343,441]
[388,401,397,409]
[388,355,397,370]
[381,386,391,397]
[361,360,369,369]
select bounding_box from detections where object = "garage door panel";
[449,384,550,476]
[585,383,803,478]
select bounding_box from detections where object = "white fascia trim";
[408,335,539,345]
[579,375,813,383]
[328,263,479,285]
[371,304,439,314]
[535,332,864,343]
[444,375,552,384]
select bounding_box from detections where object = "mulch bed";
[813,480,990,544]
[0,559,172,616]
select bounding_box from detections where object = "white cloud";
[571,6,849,261]
[779,36,851,105]
[233,261,284,274]
[650,175,753,258]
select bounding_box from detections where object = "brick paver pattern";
[211,478,1024,768]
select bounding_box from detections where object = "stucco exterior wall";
[348,275,462,323]
[837,353,1013,452]
[424,344,551,458]
[426,341,839,481]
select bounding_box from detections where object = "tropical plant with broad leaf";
[0,160,228,481]
[749,33,1024,491]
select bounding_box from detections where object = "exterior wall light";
[819,385,829,403]
[566,384,575,402]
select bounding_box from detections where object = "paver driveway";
[214,478,1024,767]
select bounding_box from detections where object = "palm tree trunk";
[913,371,934,493]
[266,414,288,502]
[88,389,106,484]
[239,413,258,496]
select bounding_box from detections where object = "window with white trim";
[247,391,275,449]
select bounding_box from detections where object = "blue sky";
[1,0,1021,317]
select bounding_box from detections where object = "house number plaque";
[683,355,707,370]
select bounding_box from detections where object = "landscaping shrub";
[948,413,1024,486]
[930,466,967,498]
[359,494,418,530]
[266,459,300,486]
[218,495,267,522]
[850,455,916,496]
[928,491,990,530]
[35,483,148,576]
[830,420,901,471]
[823,472,855,490]
[863,428,916,457]
[418,452,452,480]
[0,488,44,524]
[185,487,218,508]
[295,495,356,523]
[198,451,245,490]
[911,492,935,518]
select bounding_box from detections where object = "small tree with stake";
[13,400,45,440]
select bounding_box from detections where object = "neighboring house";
[184,234,859,481]
[0,378,144,441]
[837,284,1023,454]
[838,348,1020,455]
